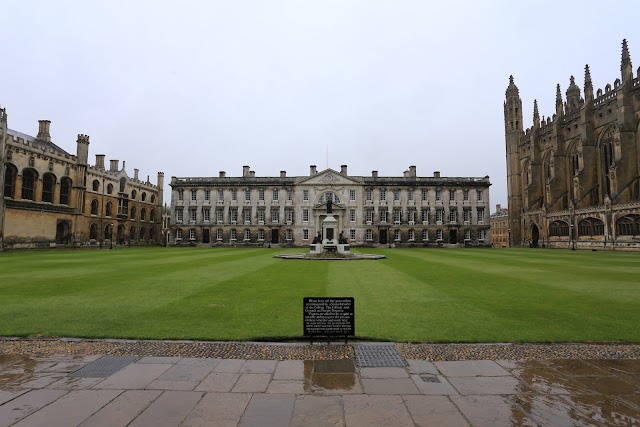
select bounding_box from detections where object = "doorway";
[379,229,388,245]
[449,229,457,244]
[55,221,70,244]
[271,228,279,244]
[531,224,539,248]
[203,229,210,244]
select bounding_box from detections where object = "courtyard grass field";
[0,247,638,343]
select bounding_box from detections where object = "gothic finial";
[584,64,592,87]
[569,75,575,86]
[556,84,562,104]
[505,75,519,97]
[533,99,539,121]
[622,39,631,67]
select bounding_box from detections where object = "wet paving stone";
[127,391,204,427]
[435,360,511,377]
[448,376,529,395]
[512,394,602,427]
[180,393,251,427]
[292,395,344,427]
[451,395,538,427]
[239,394,296,427]
[511,367,590,395]
[559,394,640,427]
[0,389,68,426]
[569,375,638,396]
[344,395,414,427]
[403,395,470,426]
[78,389,162,427]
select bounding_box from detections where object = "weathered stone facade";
[505,40,640,250]
[0,109,164,250]
[169,166,491,247]
[490,204,509,248]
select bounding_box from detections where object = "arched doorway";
[531,224,539,248]
[449,229,457,244]
[117,224,125,244]
[56,220,70,244]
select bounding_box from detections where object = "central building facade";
[169,165,491,247]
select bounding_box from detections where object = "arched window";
[130,206,136,220]
[141,208,146,221]
[545,152,555,182]
[318,191,340,204]
[92,180,100,192]
[150,194,155,203]
[89,223,98,240]
[131,189,137,199]
[130,226,136,241]
[4,163,18,198]
[149,209,155,222]
[142,192,147,202]
[140,227,146,240]
[119,177,126,193]
[549,220,569,237]
[42,173,56,203]
[59,177,72,205]
[106,201,112,217]
[600,128,615,196]
[21,169,38,200]
[107,183,113,194]
[149,228,155,241]
[91,199,99,215]
[617,215,640,236]
[578,218,605,236]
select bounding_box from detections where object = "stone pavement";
[0,350,639,426]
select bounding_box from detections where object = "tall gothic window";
[21,169,37,200]
[59,177,72,205]
[3,163,17,198]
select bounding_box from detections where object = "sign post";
[303,297,354,344]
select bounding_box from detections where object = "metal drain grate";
[69,356,138,378]
[355,345,406,367]
[419,374,441,383]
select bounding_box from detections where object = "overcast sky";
[3,1,638,209]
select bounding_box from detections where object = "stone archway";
[55,220,70,245]
[531,224,539,248]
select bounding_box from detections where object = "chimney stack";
[134,168,139,181]
[340,165,348,175]
[110,160,119,172]
[310,165,317,175]
[219,171,226,178]
[280,171,286,178]
[249,171,255,178]
[95,154,105,169]
[37,120,51,142]
[433,171,441,178]
[409,165,416,177]
[243,165,250,177]
[372,170,378,178]
[496,204,501,212]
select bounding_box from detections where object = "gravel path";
[2,338,639,361]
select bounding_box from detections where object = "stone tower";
[73,134,90,245]
[504,76,523,246]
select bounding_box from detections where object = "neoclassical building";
[505,39,640,250]
[0,108,164,250]
[169,165,491,247]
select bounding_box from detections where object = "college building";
[169,165,491,247]
[490,204,509,248]
[0,108,164,250]
[505,39,640,250]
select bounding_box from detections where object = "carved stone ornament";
[6,150,11,160]
[320,173,336,183]
[65,166,70,176]
[48,160,54,171]
[29,156,35,167]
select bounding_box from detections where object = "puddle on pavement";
[0,355,88,388]
[303,359,358,393]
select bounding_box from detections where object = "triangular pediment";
[297,169,361,185]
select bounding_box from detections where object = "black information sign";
[303,297,355,336]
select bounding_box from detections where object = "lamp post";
[109,223,114,249]
[570,223,575,251]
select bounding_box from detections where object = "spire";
[621,38,633,83]
[533,99,539,123]
[584,64,593,101]
[556,84,563,106]
[622,39,631,68]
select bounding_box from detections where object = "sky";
[2,0,638,209]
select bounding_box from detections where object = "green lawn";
[0,247,638,343]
